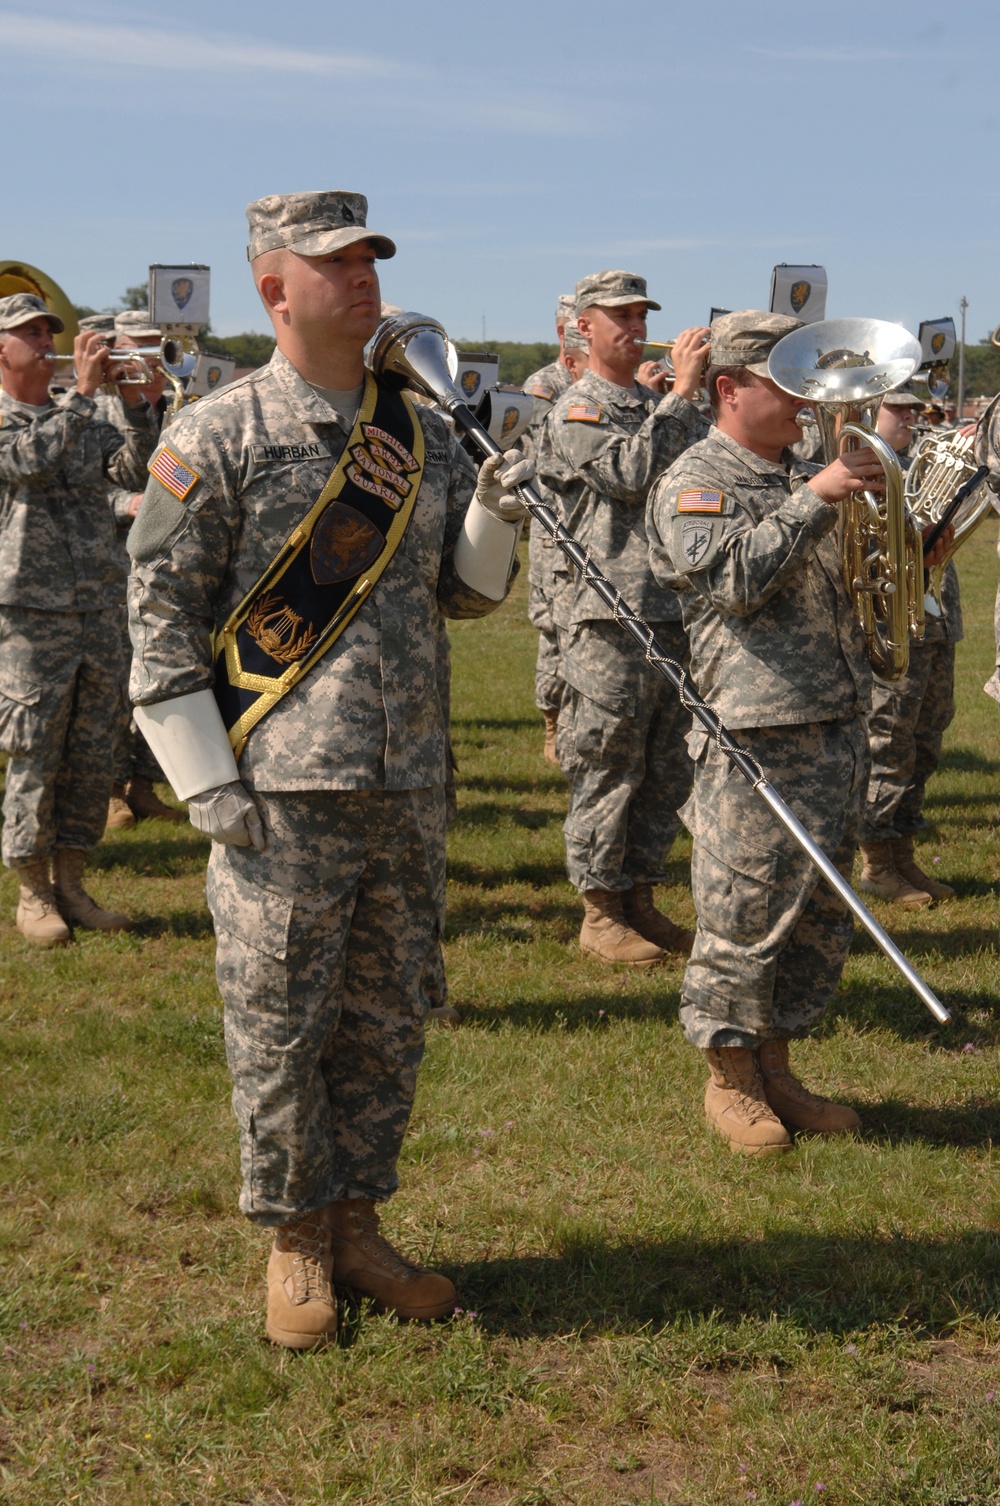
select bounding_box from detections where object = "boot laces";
[349,1210,420,1280]
[277,1220,332,1302]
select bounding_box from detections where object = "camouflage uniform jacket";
[128,348,503,793]
[646,427,872,729]
[522,359,573,406]
[533,367,705,627]
[0,388,155,610]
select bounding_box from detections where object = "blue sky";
[5,0,998,344]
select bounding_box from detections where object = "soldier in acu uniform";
[522,294,577,764]
[534,269,710,966]
[647,311,888,1153]
[857,384,960,907]
[0,293,156,944]
[127,191,530,1349]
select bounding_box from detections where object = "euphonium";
[904,428,994,612]
[768,317,923,681]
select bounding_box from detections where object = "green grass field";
[2,524,1000,1505]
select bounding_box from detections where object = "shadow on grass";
[451,1228,1000,1340]
[938,746,1000,777]
[862,1096,1000,1147]
[447,859,570,890]
[451,988,682,1031]
[850,925,997,958]
[452,717,541,734]
[452,802,565,831]
[89,833,209,878]
[132,908,215,941]
[456,774,568,796]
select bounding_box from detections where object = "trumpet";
[768,317,924,681]
[46,338,196,385]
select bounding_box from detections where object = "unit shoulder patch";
[676,487,724,514]
[670,513,726,574]
[565,403,603,424]
[149,445,200,502]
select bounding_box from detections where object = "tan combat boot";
[126,776,185,824]
[266,1215,338,1349]
[14,860,71,946]
[579,888,665,967]
[621,882,695,956]
[890,835,955,901]
[704,1046,792,1154]
[53,849,132,932]
[542,708,560,767]
[858,840,931,909]
[758,1038,860,1136]
[106,784,136,831]
[325,1198,457,1320]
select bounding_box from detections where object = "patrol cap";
[556,293,575,326]
[882,380,925,409]
[0,291,65,334]
[115,308,160,340]
[246,191,396,262]
[78,313,116,334]
[563,317,587,352]
[710,309,802,377]
[575,269,662,314]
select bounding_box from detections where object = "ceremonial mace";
[369,312,951,1026]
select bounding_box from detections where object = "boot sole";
[579,941,664,969]
[266,1321,337,1349]
[335,1283,457,1321]
[16,929,70,947]
[857,881,932,909]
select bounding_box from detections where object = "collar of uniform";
[707,425,794,478]
[268,347,357,432]
[575,367,646,408]
[0,389,54,419]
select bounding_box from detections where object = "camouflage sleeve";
[101,401,157,491]
[648,470,838,615]
[552,392,702,505]
[109,486,137,526]
[974,394,1000,512]
[435,421,520,619]
[128,441,238,705]
[0,391,98,483]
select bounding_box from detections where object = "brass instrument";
[904,428,994,611]
[0,261,77,356]
[45,337,197,388]
[992,326,1000,350]
[768,317,923,681]
[642,338,676,376]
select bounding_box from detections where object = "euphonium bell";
[767,317,923,681]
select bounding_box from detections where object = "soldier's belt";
[212,372,424,757]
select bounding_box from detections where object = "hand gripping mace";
[369,312,950,1026]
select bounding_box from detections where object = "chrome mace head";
[367,311,460,406]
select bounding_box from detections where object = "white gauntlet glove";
[473,449,534,522]
[188,781,266,851]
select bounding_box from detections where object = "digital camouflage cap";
[563,317,587,352]
[0,292,65,334]
[115,308,160,340]
[556,293,575,326]
[709,309,802,376]
[78,313,116,334]
[246,191,396,262]
[574,270,662,314]
[882,380,925,409]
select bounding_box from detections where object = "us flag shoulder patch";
[149,446,200,502]
[676,488,723,514]
[529,384,555,400]
[565,403,602,423]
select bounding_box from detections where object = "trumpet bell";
[767,317,921,406]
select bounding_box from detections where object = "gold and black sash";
[213,373,424,756]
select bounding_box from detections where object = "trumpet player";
[98,309,185,831]
[0,292,157,942]
[857,385,959,907]
[647,310,885,1153]
[534,269,710,966]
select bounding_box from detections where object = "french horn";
[768,317,923,681]
[904,428,994,612]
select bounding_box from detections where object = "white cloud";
[0,11,401,78]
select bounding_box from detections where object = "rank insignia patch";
[149,446,200,501]
[676,488,723,513]
[566,404,602,423]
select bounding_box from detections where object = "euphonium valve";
[767,317,923,681]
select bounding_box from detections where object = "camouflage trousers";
[557,619,692,893]
[112,607,161,787]
[206,786,446,1226]
[0,606,123,867]
[679,716,869,1049]
[860,641,955,841]
[528,527,564,714]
